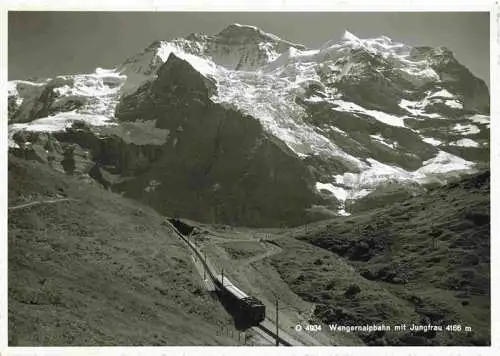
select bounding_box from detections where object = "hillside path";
[8,198,74,211]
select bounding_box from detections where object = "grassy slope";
[270,171,490,346]
[8,155,234,346]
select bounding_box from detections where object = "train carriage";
[167,218,266,327]
[214,274,266,326]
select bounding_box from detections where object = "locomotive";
[168,218,195,236]
[214,274,266,327]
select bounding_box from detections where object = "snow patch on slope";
[320,150,475,209]
[417,151,474,175]
[10,112,116,134]
[399,99,442,118]
[399,88,462,118]
[449,138,480,148]
[334,100,406,127]
[315,181,372,216]
[422,137,442,146]
[453,123,480,135]
[8,111,117,148]
[468,114,490,127]
[429,89,455,99]
[444,100,463,109]
[370,134,398,149]
[8,68,125,146]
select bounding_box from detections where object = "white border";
[1,3,8,355]
[490,2,500,355]
[1,1,498,356]
[1,0,499,11]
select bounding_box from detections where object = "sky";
[8,12,490,87]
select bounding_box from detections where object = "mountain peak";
[217,23,267,38]
[215,23,306,49]
[145,39,163,50]
[341,30,396,48]
[342,30,361,42]
[215,22,284,45]
[154,52,216,92]
[228,23,260,30]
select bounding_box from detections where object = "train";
[213,274,266,327]
[167,218,266,327]
[168,218,195,236]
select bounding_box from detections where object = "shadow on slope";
[8,155,235,346]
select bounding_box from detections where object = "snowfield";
[449,139,480,148]
[8,68,126,147]
[11,112,117,133]
[417,151,474,175]
[315,150,475,211]
[9,112,118,148]
[211,66,365,166]
[334,100,406,127]
[444,100,463,109]
[422,137,442,146]
[429,89,455,99]
[398,89,463,118]
[399,98,443,118]
[468,114,490,127]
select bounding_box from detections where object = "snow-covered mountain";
[8,24,490,223]
[8,68,126,136]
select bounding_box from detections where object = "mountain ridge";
[8,25,490,224]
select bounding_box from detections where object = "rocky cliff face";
[115,53,319,226]
[8,24,490,225]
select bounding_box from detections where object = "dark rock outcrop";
[115,53,319,227]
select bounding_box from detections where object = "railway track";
[165,220,217,280]
[164,219,294,346]
[257,324,292,346]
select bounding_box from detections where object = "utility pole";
[275,299,279,346]
[221,269,224,288]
